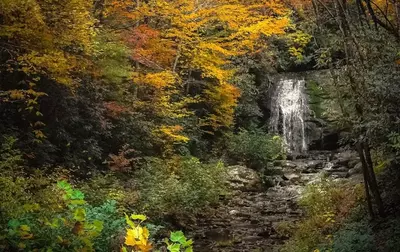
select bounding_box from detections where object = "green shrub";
[136,156,228,217]
[80,173,139,212]
[1,179,193,252]
[379,218,400,251]
[2,180,106,251]
[0,136,24,173]
[85,200,125,252]
[281,179,365,252]
[330,221,375,252]
[226,128,284,170]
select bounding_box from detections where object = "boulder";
[330,171,349,179]
[305,160,324,169]
[332,150,359,167]
[348,159,360,168]
[331,166,349,172]
[281,160,298,168]
[348,162,363,176]
[227,165,263,192]
[308,126,340,151]
[282,173,301,183]
[264,175,284,187]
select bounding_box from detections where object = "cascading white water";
[269,78,308,153]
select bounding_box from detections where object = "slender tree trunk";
[356,142,375,219]
[363,142,385,216]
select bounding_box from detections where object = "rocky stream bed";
[186,150,364,252]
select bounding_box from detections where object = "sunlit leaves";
[73,208,86,222]
[165,231,194,252]
[155,125,190,143]
[1,0,95,85]
[134,71,178,89]
[123,214,152,252]
[106,0,292,134]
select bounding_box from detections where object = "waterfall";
[269,78,308,153]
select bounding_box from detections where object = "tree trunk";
[356,142,375,219]
[363,142,385,216]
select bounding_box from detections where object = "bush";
[280,179,365,252]
[330,221,375,252]
[226,128,284,170]
[378,218,400,251]
[1,180,120,251]
[0,178,193,252]
[80,173,139,212]
[136,156,228,217]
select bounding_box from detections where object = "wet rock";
[333,166,349,172]
[227,165,263,192]
[354,162,363,170]
[333,150,359,167]
[204,228,232,241]
[309,128,340,151]
[330,171,349,178]
[305,160,324,169]
[348,159,360,168]
[286,152,310,160]
[257,229,273,238]
[282,173,301,183]
[334,158,350,167]
[264,175,284,187]
[229,210,239,215]
[333,150,357,160]
[348,163,362,176]
[281,161,298,169]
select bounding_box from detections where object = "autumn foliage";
[105,0,291,133]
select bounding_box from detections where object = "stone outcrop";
[227,165,263,192]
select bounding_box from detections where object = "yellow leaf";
[20,225,30,232]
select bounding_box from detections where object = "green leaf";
[185,247,193,252]
[130,214,147,221]
[73,208,86,222]
[70,190,85,200]
[93,220,104,232]
[57,180,71,190]
[125,213,135,228]
[167,243,181,252]
[8,219,20,229]
[23,203,40,212]
[182,239,193,248]
[49,218,59,228]
[69,199,86,205]
[170,231,186,244]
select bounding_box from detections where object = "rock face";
[348,162,363,176]
[190,184,303,252]
[307,123,340,151]
[227,165,263,192]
